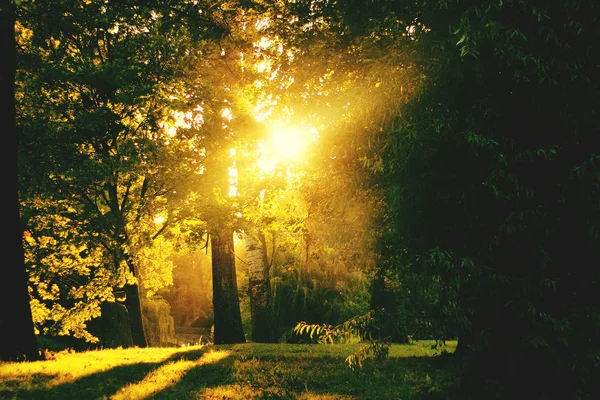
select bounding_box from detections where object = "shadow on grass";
[9,346,235,400]
[151,352,238,399]
[292,354,458,400]
[193,345,459,400]
[0,373,55,398]
[2,344,461,400]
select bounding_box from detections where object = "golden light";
[256,157,276,175]
[111,350,230,400]
[255,59,270,73]
[228,148,239,197]
[255,36,272,50]
[253,121,319,176]
[269,123,306,161]
[221,107,232,122]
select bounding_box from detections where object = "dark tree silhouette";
[1,0,39,362]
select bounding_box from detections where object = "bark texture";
[123,281,148,348]
[211,229,245,344]
[245,229,274,342]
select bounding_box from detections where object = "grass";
[0,340,458,399]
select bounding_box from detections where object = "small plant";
[345,340,390,370]
[294,309,391,370]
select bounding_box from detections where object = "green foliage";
[271,260,371,340]
[15,0,233,345]
[339,0,600,398]
[294,310,391,370]
[345,341,390,371]
[235,146,376,342]
[23,199,128,342]
[373,255,462,343]
[137,237,175,298]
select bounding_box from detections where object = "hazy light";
[255,36,272,50]
[255,59,270,73]
[228,149,238,197]
[257,157,276,175]
[221,108,232,122]
[253,121,319,176]
[270,123,305,161]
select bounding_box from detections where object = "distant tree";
[163,249,213,329]
[1,0,39,362]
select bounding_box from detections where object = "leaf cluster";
[294,309,391,370]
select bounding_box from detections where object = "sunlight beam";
[110,350,230,400]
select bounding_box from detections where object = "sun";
[255,120,319,175]
[269,123,306,161]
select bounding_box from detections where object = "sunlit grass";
[0,346,191,389]
[112,350,230,399]
[0,341,458,399]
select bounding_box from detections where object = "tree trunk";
[123,282,148,348]
[1,0,39,362]
[245,229,274,342]
[122,254,148,347]
[211,229,245,344]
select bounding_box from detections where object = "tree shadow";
[2,345,461,400]
[150,344,242,399]
[0,373,55,398]
[9,346,229,400]
[158,345,460,400]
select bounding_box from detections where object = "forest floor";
[0,341,458,399]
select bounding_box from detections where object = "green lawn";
[0,341,458,399]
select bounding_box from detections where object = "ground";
[0,341,458,399]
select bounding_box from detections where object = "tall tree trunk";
[211,229,245,344]
[245,229,274,342]
[2,0,39,361]
[123,256,148,348]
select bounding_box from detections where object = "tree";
[244,224,274,342]
[249,1,600,398]
[1,0,39,362]
[210,228,246,344]
[226,3,406,342]
[331,0,600,398]
[16,0,228,347]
